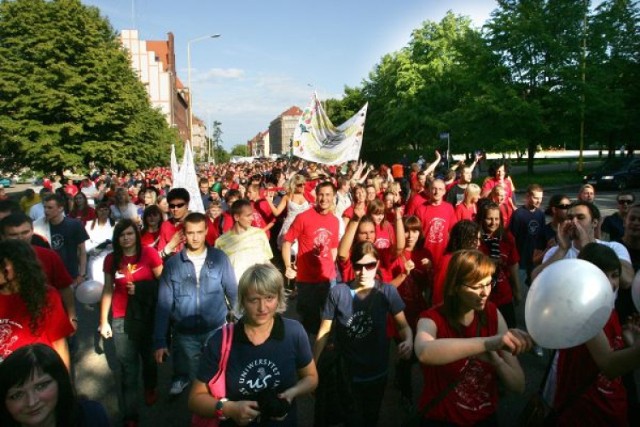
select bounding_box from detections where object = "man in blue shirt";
[154,212,237,395]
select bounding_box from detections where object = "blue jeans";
[112,318,157,421]
[172,329,217,382]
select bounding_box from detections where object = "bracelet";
[215,397,228,420]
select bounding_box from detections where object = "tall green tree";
[230,144,248,157]
[0,0,178,174]
[587,0,640,156]
[486,0,590,172]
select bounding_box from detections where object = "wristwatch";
[215,397,228,420]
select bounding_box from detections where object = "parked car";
[583,157,640,190]
[0,176,12,187]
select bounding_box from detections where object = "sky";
[82,1,499,150]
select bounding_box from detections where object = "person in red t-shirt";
[246,184,275,239]
[0,213,77,330]
[454,183,480,222]
[158,188,190,259]
[69,192,96,226]
[544,243,640,427]
[0,240,74,369]
[477,202,521,328]
[415,179,457,269]
[99,219,163,420]
[367,199,396,251]
[204,199,232,247]
[341,183,367,227]
[140,205,164,249]
[432,220,482,307]
[282,181,340,334]
[414,250,531,426]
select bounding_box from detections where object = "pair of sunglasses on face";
[352,261,377,271]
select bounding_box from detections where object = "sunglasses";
[168,202,186,209]
[618,199,633,205]
[353,261,377,272]
[555,204,571,209]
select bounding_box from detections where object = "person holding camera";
[189,263,317,426]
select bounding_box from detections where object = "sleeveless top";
[277,198,311,249]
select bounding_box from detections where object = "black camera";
[256,389,290,421]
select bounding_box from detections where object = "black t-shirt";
[322,282,405,381]
[197,316,312,427]
[49,217,89,277]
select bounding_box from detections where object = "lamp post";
[187,34,220,147]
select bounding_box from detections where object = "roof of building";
[279,106,303,117]
[146,40,169,72]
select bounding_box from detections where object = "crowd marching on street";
[1,153,640,427]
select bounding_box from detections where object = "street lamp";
[187,33,221,146]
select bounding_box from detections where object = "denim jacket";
[154,247,237,349]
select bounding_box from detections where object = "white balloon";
[525,259,614,349]
[75,280,104,305]
[632,271,640,313]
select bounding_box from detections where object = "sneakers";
[169,378,190,396]
[144,388,158,406]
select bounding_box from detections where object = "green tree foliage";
[325,1,638,171]
[0,0,178,174]
[230,144,248,157]
[587,0,640,155]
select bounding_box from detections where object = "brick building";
[120,30,191,143]
[269,106,302,155]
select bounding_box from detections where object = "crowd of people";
[0,154,639,426]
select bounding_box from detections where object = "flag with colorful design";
[292,92,368,165]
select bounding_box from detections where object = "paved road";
[5,181,633,426]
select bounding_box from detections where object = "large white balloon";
[632,271,640,313]
[75,280,104,305]
[525,259,614,349]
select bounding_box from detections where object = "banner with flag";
[292,92,368,165]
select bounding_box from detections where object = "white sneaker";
[169,378,190,395]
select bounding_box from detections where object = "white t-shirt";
[542,239,631,263]
[187,250,208,283]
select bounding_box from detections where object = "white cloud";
[195,68,245,82]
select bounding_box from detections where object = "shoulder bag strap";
[219,323,234,371]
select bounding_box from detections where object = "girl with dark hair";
[156,195,169,221]
[477,202,521,328]
[140,205,164,248]
[0,240,74,369]
[367,198,395,250]
[538,243,640,426]
[415,250,532,426]
[315,241,413,427]
[99,219,163,426]
[432,220,482,306]
[0,344,109,427]
[341,183,368,227]
[69,192,96,226]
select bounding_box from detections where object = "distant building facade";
[248,131,270,157]
[120,29,191,143]
[269,106,302,155]
[192,116,207,161]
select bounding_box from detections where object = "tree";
[486,0,590,172]
[230,144,248,157]
[0,0,178,174]
[586,0,640,156]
